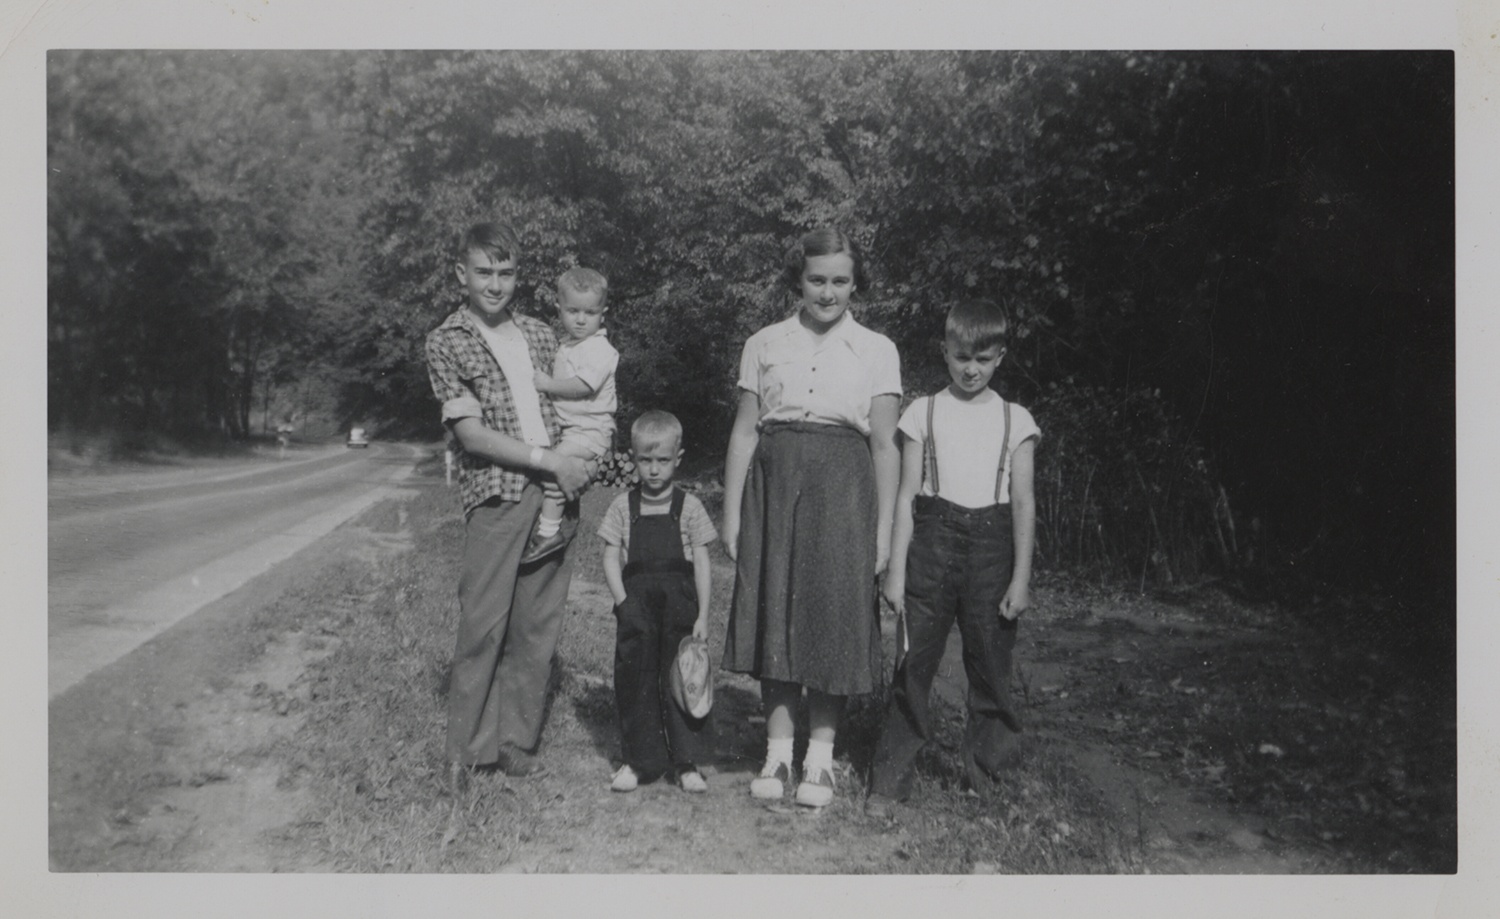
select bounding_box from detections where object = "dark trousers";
[614,571,713,776]
[871,496,1021,799]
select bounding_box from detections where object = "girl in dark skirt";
[721,228,902,808]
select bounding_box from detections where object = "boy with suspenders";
[866,300,1042,817]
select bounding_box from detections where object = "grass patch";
[279,468,1145,873]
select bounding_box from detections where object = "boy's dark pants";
[615,564,713,777]
[871,496,1021,799]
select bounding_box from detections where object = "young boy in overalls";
[866,299,1041,818]
[597,411,718,792]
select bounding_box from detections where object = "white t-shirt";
[897,388,1041,508]
[474,319,550,447]
[736,312,902,436]
[552,329,619,437]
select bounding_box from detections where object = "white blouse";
[736,312,902,436]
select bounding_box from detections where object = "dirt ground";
[49,479,1442,875]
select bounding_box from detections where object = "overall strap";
[630,487,684,522]
[924,394,940,497]
[993,399,1012,504]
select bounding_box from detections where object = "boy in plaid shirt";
[426,221,595,778]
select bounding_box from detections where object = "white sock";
[803,738,834,775]
[766,736,794,766]
[536,512,560,537]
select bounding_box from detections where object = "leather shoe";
[495,743,547,777]
[864,792,899,820]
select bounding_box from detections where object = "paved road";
[48,443,424,699]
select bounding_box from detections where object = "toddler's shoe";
[520,529,568,565]
[794,764,836,808]
[677,765,708,794]
[749,759,795,800]
[520,515,579,565]
[610,764,639,793]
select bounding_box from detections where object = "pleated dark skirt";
[721,422,882,696]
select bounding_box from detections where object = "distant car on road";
[346,427,370,448]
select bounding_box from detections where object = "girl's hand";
[721,519,739,561]
[999,582,1030,621]
[692,617,708,641]
[612,591,629,607]
[881,572,905,617]
[875,532,891,578]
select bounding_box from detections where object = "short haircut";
[780,227,869,294]
[457,221,521,263]
[557,266,609,307]
[631,410,683,453]
[945,299,1011,352]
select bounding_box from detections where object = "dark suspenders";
[622,487,692,579]
[922,393,1012,503]
[627,486,685,523]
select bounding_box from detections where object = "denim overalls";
[613,488,713,778]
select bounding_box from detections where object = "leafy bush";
[1031,381,1226,589]
[592,446,639,488]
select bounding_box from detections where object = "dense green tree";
[47,50,1452,601]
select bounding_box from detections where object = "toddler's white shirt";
[552,329,619,437]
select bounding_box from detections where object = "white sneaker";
[794,764,835,808]
[678,768,708,793]
[611,764,639,792]
[749,760,794,800]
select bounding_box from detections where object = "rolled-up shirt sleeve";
[442,394,483,423]
[427,336,484,423]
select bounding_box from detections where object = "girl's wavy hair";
[779,227,869,295]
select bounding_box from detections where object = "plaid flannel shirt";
[426,308,563,513]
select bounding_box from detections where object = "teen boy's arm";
[1000,437,1038,620]
[448,418,591,500]
[426,335,592,500]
